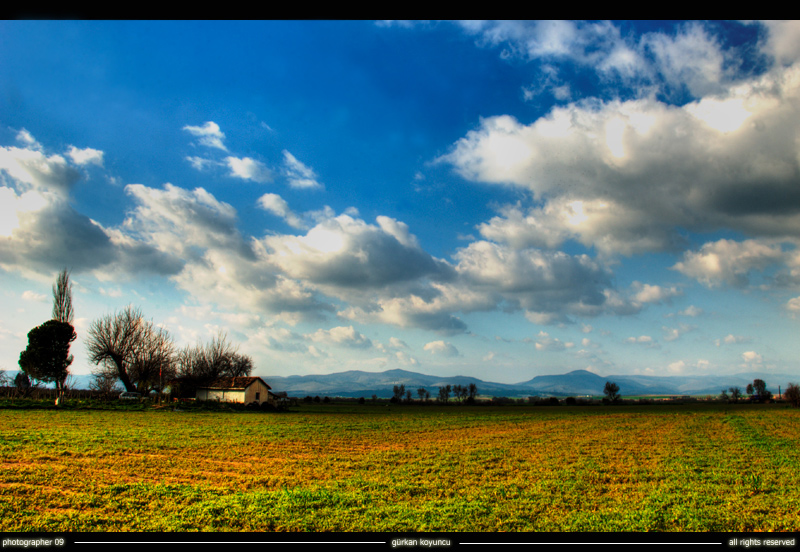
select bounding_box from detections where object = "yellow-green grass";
[1,402,798,532]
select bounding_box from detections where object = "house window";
[256,392,260,400]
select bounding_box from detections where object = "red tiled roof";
[199,377,272,390]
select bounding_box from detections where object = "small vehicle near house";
[119,392,142,400]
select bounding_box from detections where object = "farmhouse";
[195,376,277,407]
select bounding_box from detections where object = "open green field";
[1,401,798,532]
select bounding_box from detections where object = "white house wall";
[196,380,277,406]
[200,389,247,403]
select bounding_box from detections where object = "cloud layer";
[2,107,776,339]
[441,63,800,259]
[4,21,800,380]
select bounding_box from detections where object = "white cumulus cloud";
[257,193,305,229]
[423,340,459,357]
[441,63,800,258]
[225,156,272,183]
[183,121,228,151]
[671,239,785,288]
[306,326,374,349]
[66,146,104,167]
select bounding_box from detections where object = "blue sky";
[2,20,800,385]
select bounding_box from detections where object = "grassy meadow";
[1,401,799,532]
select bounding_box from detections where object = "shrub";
[785,383,800,408]
[260,401,277,412]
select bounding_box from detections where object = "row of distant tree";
[390,383,479,404]
[603,379,800,407]
[720,380,800,406]
[11,268,254,399]
[391,380,799,407]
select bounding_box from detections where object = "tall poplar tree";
[52,268,74,323]
[18,269,77,396]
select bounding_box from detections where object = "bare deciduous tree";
[171,332,253,400]
[86,306,176,394]
[90,370,123,399]
[86,306,142,393]
[176,331,253,380]
[128,324,176,394]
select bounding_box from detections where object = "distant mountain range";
[8,368,797,399]
[259,368,799,399]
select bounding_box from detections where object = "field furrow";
[1,403,798,532]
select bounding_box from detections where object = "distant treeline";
[305,395,725,406]
[0,386,110,400]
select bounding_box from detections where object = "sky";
[2,20,800,385]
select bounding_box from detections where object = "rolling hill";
[261,368,798,399]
